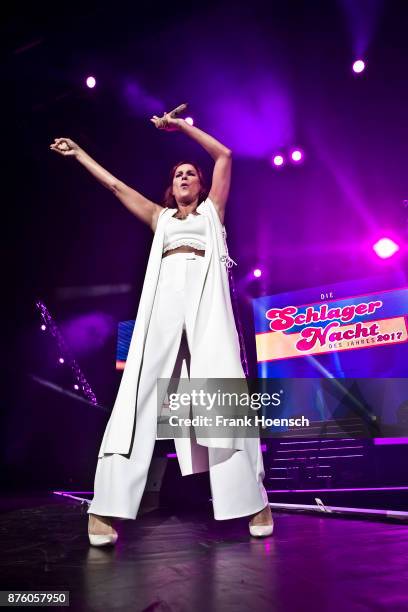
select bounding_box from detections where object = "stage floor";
[1,495,408,611]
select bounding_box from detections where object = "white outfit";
[87,198,268,520]
[163,212,206,253]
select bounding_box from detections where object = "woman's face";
[172,164,201,205]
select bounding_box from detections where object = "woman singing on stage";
[50,104,273,545]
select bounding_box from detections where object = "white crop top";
[163,213,206,253]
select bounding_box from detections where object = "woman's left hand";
[150,103,188,131]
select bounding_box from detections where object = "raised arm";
[151,106,232,224]
[50,138,163,232]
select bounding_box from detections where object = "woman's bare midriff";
[162,246,205,258]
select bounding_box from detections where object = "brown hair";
[163,161,208,209]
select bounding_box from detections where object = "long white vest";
[97,197,248,468]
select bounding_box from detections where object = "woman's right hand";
[50,138,81,157]
[150,103,188,131]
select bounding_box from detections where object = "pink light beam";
[86,76,96,89]
[291,149,303,163]
[273,155,284,167]
[352,60,365,74]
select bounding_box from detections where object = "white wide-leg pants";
[88,252,268,520]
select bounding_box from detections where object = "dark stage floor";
[1,495,408,612]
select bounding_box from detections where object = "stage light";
[352,60,365,74]
[35,300,98,405]
[41,324,46,331]
[373,238,399,259]
[185,117,194,126]
[74,384,79,390]
[291,149,303,163]
[273,155,284,167]
[253,268,262,278]
[86,76,96,89]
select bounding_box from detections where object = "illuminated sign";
[255,288,408,362]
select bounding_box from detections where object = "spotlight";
[290,149,303,163]
[74,384,79,390]
[58,357,65,364]
[272,155,284,167]
[352,60,365,74]
[86,76,96,89]
[41,324,46,331]
[373,238,399,259]
[253,268,262,278]
[185,117,194,126]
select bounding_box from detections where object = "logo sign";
[254,288,408,362]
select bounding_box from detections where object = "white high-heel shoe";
[249,521,274,537]
[249,505,274,537]
[88,532,118,547]
[88,515,118,547]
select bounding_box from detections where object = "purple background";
[3,0,408,492]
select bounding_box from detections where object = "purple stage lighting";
[86,76,96,89]
[291,149,303,163]
[352,60,365,74]
[58,357,65,364]
[272,155,284,167]
[41,324,46,331]
[373,238,399,259]
[74,384,79,390]
[185,117,194,126]
[253,268,262,278]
